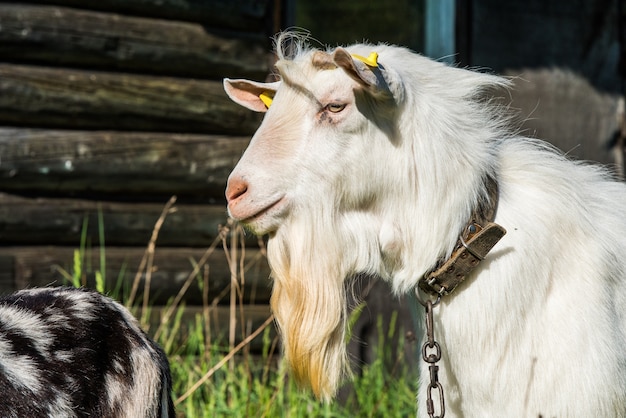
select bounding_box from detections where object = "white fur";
[224,34,626,417]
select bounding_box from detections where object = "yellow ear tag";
[259,91,274,108]
[351,52,379,67]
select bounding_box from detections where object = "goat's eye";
[326,103,346,113]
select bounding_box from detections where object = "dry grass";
[65,197,417,417]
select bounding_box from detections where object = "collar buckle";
[418,176,506,297]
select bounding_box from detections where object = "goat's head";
[224,35,507,400]
[225,46,404,236]
[224,42,407,400]
[225,40,402,397]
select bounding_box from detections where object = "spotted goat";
[0,287,174,417]
[224,34,626,417]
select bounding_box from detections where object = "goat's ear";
[334,48,405,103]
[333,48,379,88]
[223,79,281,113]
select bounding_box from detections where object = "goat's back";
[0,287,174,418]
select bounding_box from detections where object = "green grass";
[165,310,417,418]
[60,200,418,417]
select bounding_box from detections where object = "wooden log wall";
[0,1,277,344]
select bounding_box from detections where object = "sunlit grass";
[59,197,418,417]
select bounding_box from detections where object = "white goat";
[224,35,626,417]
[0,287,174,418]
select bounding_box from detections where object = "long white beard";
[267,210,352,401]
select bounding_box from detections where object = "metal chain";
[420,297,445,418]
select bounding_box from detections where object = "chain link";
[421,299,445,418]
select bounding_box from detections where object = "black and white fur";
[0,287,174,418]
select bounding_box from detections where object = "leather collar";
[418,176,506,296]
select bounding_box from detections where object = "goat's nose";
[226,176,248,204]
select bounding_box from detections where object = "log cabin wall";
[0,1,279,341]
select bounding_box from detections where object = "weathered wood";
[0,128,249,200]
[0,63,262,134]
[19,0,274,32]
[0,246,272,305]
[0,4,271,79]
[0,193,263,247]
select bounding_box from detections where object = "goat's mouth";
[228,196,287,232]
